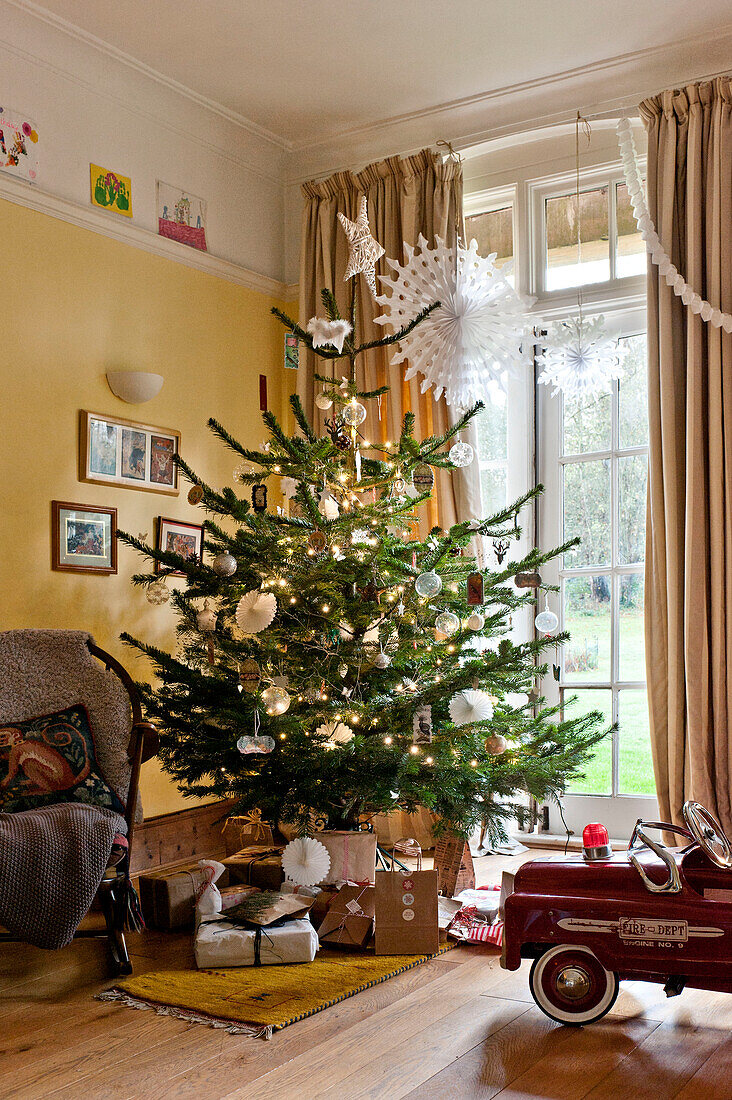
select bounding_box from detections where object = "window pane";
[619,574,645,682]
[618,688,655,795]
[563,389,611,455]
[616,182,646,279]
[563,688,612,794]
[563,460,611,567]
[465,206,513,269]
[618,334,648,447]
[618,454,647,564]
[546,188,609,291]
[563,576,611,681]
[475,401,508,514]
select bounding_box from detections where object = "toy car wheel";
[529,944,619,1025]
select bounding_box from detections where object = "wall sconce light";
[106,370,164,404]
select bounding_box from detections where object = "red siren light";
[582,821,612,861]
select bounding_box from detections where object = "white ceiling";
[22,0,732,148]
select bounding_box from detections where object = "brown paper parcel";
[316,830,377,886]
[318,884,375,948]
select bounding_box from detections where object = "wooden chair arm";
[128,721,158,764]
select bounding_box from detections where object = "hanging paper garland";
[616,118,732,333]
[374,235,535,406]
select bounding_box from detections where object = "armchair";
[0,629,157,974]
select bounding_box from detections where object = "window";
[532,169,646,295]
[465,205,514,270]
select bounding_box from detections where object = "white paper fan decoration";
[235,589,277,634]
[374,235,535,406]
[449,689,495,726]
[281,837,331,886]
[537,316,621,399]
[315,720,354,749]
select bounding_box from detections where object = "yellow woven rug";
[97,944,455,1039]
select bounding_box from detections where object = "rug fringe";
[96,988,273,1039]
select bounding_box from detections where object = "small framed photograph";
[52,501,117,575]
[80,411,180,495]
[156,516,204,575]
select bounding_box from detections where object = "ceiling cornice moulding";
[5,0,294,152]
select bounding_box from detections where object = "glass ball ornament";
[212,552,237,578]
[237,734,275,755]
[341,400,367,426]
[485,734,508,755]
[535,598,559,635]
[448,440,474,468]
[146,578,170,606]
[261,684,291,716]
[466,610,485,631]
[315,390,333,410]
[415,570,443,598]
[373,650,392,669]
[435,610,460,636]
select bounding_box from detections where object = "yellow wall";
[0,197,290,815]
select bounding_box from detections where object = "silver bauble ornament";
[373,651,392,669]
[415,570,443,598]
[435,610,460,636]
[261,684,291,716]
[341,400,367,426]
[315,391,333,410]
[212,552,237,578]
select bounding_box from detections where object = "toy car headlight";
[583,822,612,861]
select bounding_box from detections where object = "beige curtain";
[297,148,481,532]
[643,78,732,835]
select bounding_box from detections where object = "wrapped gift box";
[220,884,260,912]
[139,861,230,931]
[318,884,375,949]
[223,846,284,890]
[316,831,377,886]
[222,813,274,856]
[194,916,319,968]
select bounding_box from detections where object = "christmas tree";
[119,228,605,842]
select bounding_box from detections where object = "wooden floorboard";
[2,849,731,1100]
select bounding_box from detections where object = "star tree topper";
[338,196,385,298]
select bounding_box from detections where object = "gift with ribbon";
[374,838,439,956]
[315,830,377,886]
[222,810,274,855]
[194,916,319,968]
[222,845,285,890]
[317,883,376,948]
[139,860,230,931]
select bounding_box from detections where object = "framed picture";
[80,411,180,495]
[156,516,204,575]
[52,501,117,575]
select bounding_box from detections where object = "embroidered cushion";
[0,704,125,815]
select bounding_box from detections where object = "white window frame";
[528,162,645,313]
[537,306,655,840]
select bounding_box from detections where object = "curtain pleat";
[642,77,732,834]
[297,149,481,532]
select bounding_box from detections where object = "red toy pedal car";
[502,801,732,1024]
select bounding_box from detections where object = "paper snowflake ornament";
[306,317,353,353]
[338,196,385,298]
[280,476,297,499]
[375,235,535,406]
[537,316,621,399]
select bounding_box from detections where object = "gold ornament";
[187,484,204,505]
[485,734,507,755]
[337,196,385,298]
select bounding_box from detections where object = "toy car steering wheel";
[683,801,732,869]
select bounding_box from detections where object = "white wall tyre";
[529,944,619,1025]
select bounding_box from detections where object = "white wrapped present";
[194,916,319,969]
